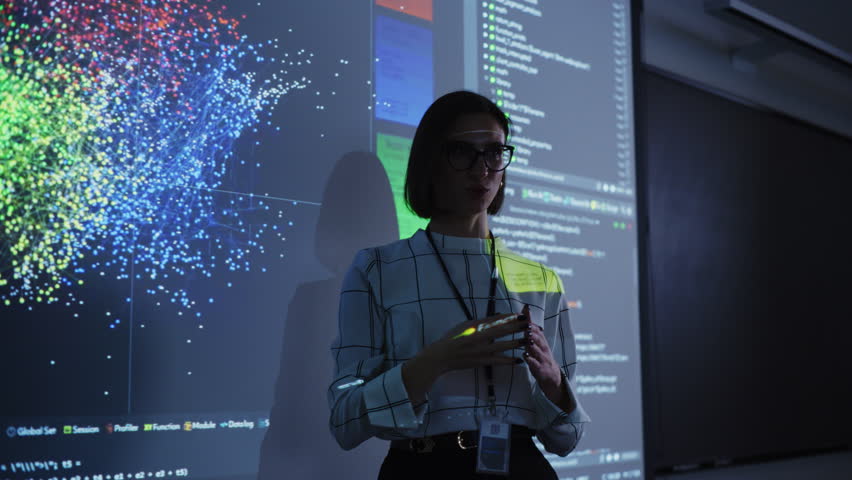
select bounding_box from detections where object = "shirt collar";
[416,229,506,253]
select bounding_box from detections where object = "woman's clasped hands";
[402,304,568,408]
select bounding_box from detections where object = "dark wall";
[641,69,852,469]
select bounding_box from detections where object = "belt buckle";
[457,431,477,450]
[410,437,435,453]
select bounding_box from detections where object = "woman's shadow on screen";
[258,151,399,480]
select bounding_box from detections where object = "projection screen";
[1,1,644,479]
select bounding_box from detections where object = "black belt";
[390,426,536,454]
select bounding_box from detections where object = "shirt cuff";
[532,375,591,427]
[362,363,427,430]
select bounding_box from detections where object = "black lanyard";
[424,227,500,415]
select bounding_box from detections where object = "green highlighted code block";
[376,133,428,239]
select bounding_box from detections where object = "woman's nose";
[468,155,490,177]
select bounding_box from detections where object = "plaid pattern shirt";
[328,229,590,456]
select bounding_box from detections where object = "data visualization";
[2,1,643,479]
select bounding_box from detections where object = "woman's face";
[431,113,506,218]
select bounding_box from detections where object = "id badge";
[476,415,511,475]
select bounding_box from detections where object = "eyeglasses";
[443,141,514,172]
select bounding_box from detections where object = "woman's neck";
[428,213,490,239]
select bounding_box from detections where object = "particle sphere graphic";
[0,0,307,310]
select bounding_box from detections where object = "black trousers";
[377,437,558,480]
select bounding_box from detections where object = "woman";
[328,91,589,478]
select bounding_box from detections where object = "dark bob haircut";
[404,90,511,219]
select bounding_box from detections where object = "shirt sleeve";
[531,285,591,456]
[327,249,427,450]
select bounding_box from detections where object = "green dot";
[490,55,495,62]
[489,3,495,10]
[489,14,495,20]
[489,44,495,51]
[489,34,495,40]
[490,77,496,83]
[489,25,495,31]
[496,89,503,96]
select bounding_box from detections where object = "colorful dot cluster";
[0,0,305,309]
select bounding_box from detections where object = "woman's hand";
[522,304,575,412]
[402,312,530,403]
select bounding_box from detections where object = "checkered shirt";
[328,229,590,456]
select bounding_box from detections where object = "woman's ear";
[487,173,506,215]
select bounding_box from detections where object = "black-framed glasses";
[443,140,514,171]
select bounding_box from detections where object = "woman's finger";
[451,313,528,341]
[528,327,551,355]
[466,355,522,368]
[527,337,549,360]
[451,312,517,332]
[523,351,542,372]
[488,355,523,366]
[476,314,531,340]
[480,338,526,354]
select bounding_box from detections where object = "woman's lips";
[466,185,489,196]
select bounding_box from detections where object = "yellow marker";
[453,327,477,339]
